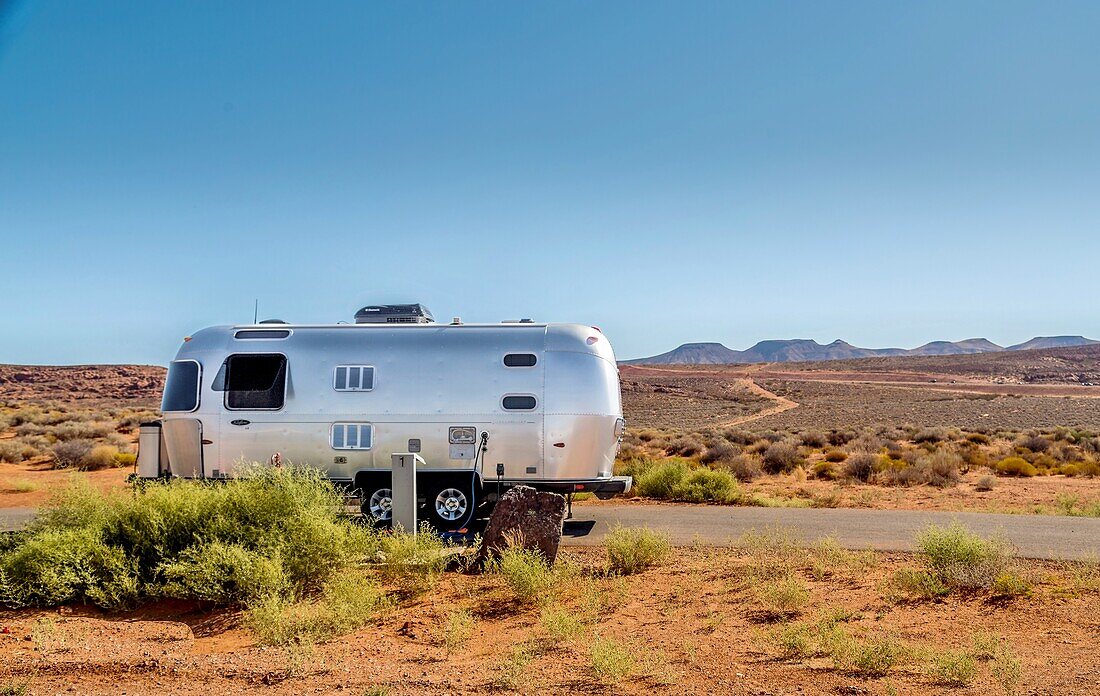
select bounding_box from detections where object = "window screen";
[331,423,373,450]
[162,361,200,412]
[502,395,537,410]
[334,365,374,391]
[503,353,537,367]
[224,354,287,410]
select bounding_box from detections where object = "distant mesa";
[621,335,1099,365]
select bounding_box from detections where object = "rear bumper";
[523,476,632,499]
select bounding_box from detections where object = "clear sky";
[2,1,1099,365]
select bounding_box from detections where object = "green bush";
[245,571,392,646]
[492,546,554,604]
[927,650,978,686]
[0,467,376,608]
[631,459,739,503]
[590,637,635,683]
[376,523,451,596]
[605,526,671,575]
[995,456,1038,477]
[915,523,1012,591]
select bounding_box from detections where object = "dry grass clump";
[434,608,476,653]
[590,637,635,683]
[699,440,739,465]
[491,545,556,604]
[605,525,671,575]
[376,524,451,596]
[245,572,393,646]
[889,523,1026,600]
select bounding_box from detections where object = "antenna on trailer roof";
[253,299,258,324]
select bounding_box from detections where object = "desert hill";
[622,335,1098,365]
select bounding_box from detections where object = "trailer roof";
[229,322,552,329]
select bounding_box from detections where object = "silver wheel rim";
[434,488,467,522]
[368,488,393,521]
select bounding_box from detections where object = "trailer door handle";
[230,419,250,426]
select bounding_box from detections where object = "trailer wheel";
[362,486,393,524]
[426,485,471,529]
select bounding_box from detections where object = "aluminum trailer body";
[142,316,629,527]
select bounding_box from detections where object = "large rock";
[474,486,567,568]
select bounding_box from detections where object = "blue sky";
[2,1,1099,364]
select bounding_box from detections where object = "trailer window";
[503,353,537,367]
[334,365,374,391]
[162,360,200,412]
[331,423,372,450]
[502,394,537,411]
[234,329,291,339]
[224,354,287,410]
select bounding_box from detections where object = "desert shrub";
[927,650,978,686]
[966,432,991,445]
[158,541,288,603]
[49,439,93,469]
[82,445,120,471]
[811,460,839,480]
[672,467,740,503]
[889,568,949,600]
[1,467,375,608]
[717,453,762,482]
[434,608,476,653]
[699,440,739,465]
[974,475,996,491]
[824,449,848,463]
[990,571,1032,597]
[376,524,450,595]
[913,427,948,444]
[0,528,139,608]
[847,433,882,453]
[0,441,27,463]
[493,546,554,604]
[723,428,756,446]
[665,436,703,457]
[924,449,963,487]
[762,441,803,474]
[245,572,392,646]
[633,459,689,498]
[829,633,910,676]
[114,452,137,468]
[754,575,810,618]
[605,526,671,575]
[994,456,1038,477]
[632,459,739,503]
[540,604,586,645]
[590,637,635,683]
[916,523,1012,591]
[1017,434,1050,453]
[799,431,827,448]
[843,453,876,482]
[768,621,813,659]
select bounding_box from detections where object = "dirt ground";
[1,547,1096,695]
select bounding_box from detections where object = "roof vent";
[354,304,435,324]
[259,319,288,324]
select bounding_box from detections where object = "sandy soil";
[0,547,1096,695]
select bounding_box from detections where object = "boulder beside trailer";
[139,311,631,527]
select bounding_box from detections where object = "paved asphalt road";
[3,504,1097,560]
[562,504,1100,561]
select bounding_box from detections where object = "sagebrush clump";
[0,466,376,608]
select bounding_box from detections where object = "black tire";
[360,484,393,526]
[423,478,476,530]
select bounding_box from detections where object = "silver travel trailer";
[139,305,631,527]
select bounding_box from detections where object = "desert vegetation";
[615,423,1100,515]
[0,401,154,472]
[1,502,1095,694]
